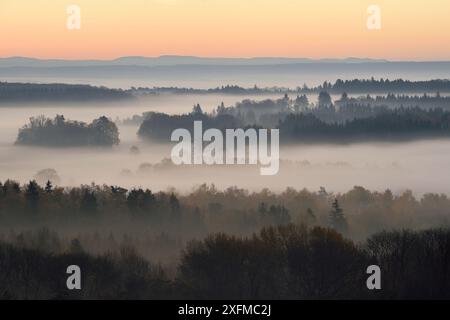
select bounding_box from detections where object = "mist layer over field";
[1,95,450,196]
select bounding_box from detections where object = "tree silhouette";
[329,199,347,234]
[17,115,119,147]
[80,190,97,213]
[25,180,40,213]
[318,91,332,108]
[45,180,53,193]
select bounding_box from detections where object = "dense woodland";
[335,92,450,110]
[1,179,450,299]
[2,226,450,299]
[137,95,450,143]
[1,179,450,247]
[2,79,450,105]
[130,78,450,95]
[280,108,450,142]
[0,82,132,103]
[16,115,120,147]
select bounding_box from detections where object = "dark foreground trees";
[16,115,120,147]
[1,179,450,298]
[1,226,450,299]
[0,243,171,299]
[177,225,365,299]
[366,229,450,299]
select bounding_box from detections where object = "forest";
[0,82,132,103]
[2,226,450,299]
[2,79,450,105]
[2,179,450,239]
[137,97,450,143]
[16,115,120,147]
[1,177,450,299]
[130,78,450,95]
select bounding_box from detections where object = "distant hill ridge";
[0,56,390,68]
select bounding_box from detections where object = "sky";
[0,0,449,60]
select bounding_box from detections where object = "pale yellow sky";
[0,0,449,60]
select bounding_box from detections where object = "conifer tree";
[329,198,347,234]
[45,180,53,193]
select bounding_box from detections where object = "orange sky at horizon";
[0,0,449,60]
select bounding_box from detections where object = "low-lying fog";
[1,95,450,196]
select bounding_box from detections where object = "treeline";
[130,84,274,95]
[328,78,450,94]
[3,79,450,105]
[0,82,132,103]
[0,239,171,299]
[218,93,450,124]
[2,180,450,240]
[16,115,120,147]
[1,225,450,299]
[280,107,450,143]
[121,92,450,128]
[137,106,243,141]
[137,102,450,143]
[335,92,450,111]
[129,79,450,95]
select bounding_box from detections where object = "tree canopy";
[16,115,120,147]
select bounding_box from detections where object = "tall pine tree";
[329,198,347,234]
